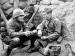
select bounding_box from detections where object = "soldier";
[2,8,34,56]
[35,12,69,55]
[25,13,43,53]
[30,13,62,53]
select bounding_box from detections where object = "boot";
[26,45,40,53]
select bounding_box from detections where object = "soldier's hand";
[37,30,42,37]
[32,30,37,33]
[24,31,31,36]
[27,30,37,35]
[41,36,47,39]
[12,37,20,42]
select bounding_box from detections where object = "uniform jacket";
[7,18,25,37]
[37,18,61,41]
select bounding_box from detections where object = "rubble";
[52,1,75,39]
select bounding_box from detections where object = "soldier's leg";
[25,39,41,53]
[3,37,20,56]
[30,34,39,48]
[35,39,48,48]
[30,39,48,52]
[19,35,30,47]
[25,35,38,53]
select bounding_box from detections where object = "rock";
[19,1,28,9]
[0,27,6,32]
[0,0,8,5]
[11,52,43,56]
[9,0,14,5]
[28,0,36,5]
[51,0,64,5]
[52,1,75,38]
[59,0,73,2]
[5,7,13,15]
[40,0,51,5]
[0,21,5,27]
[0,18,3,22]
[2,1,13,10]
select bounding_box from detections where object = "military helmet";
[13,8,26,18]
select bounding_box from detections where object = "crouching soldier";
[30,14,62,54]
[35,13,69,55]
[2,8,34,56]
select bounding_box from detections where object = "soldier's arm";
[7,22,27,37]
[9,31,27,37]
[47,19,61,41]
[36,20,46,36]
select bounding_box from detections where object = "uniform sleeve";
[7,21,25,37]
[7,21,15,34]
[47,19,61,41]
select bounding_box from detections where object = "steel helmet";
[13,8,25,18]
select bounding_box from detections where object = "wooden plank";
[0,8,7,23]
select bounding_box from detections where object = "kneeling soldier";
[31,14,62,53]
[2,8,34,56]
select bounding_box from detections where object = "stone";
[5,7,13,15]
[2,1,13,10]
